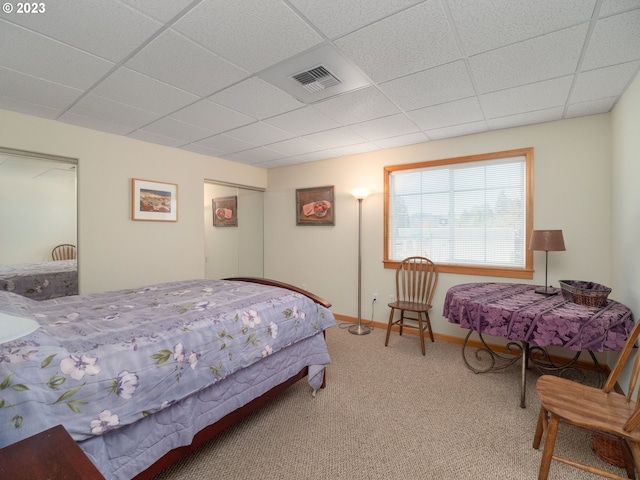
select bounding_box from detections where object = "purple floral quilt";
[0,279,335,448]
[443,282,633,351]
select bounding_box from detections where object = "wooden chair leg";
[532,407,547,449]
[398,310,404,336]
[538,414,559,480]
[425,312,434,342]
[619,440,636,480]
[418,312,425,355]
[385,308,395,346]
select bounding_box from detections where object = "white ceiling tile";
[67,94,159,131]
[120,0,194,23]
[3,0,163,62]
[348,114,419,140]
[425,121,489,140]
[91,67,198,115]
[480,76,574,118]
[407,97,484,130]
[223,147,284,164]
[312,87,400,125]
[303,127,368,149]
[137,117,218,144]
[170,100,255,134]
[173,0,323,72]
[209,77,304,119]
[331,142,380,157]
[288,0,423,39]
[0,95,62,119]
[125,30,249,97]
[599,0,640,17]
[374,132,430,149]
[572,62,640,103]
[335,1,459,82]
[127,129,185,148]
[266,137,323,156]
[265,107,341,136]
[194,134,257,154]
[447,0,596,55]
[469,24,588,94]
[0,20,114,90]
[582,9,640,70]
[289,150,341,163]
[58,111,134,136]
[179,143,226,158]
[379,60,475,110]
[0,66,82,110]
[226,122,295,145]
[565,97,618,117]
[486,107,565,130]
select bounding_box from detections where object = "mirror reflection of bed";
[0,148,78,300]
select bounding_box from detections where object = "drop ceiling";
[1,0,638,169]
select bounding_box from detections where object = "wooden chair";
[533,318,640,480]
[51,244,76,261]
[384,256,438,355]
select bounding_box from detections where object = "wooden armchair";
[533,317,640,479]
[51,244,76,261]
[384,256,438,355]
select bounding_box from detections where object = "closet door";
[204,182,263,279]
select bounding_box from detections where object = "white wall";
[611,74,640,317]
[0,109,267,294]
[265,114,614,340]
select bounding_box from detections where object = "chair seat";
[388,300,432,313]
[537,375,640,442]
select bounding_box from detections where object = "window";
[384,148,533,279]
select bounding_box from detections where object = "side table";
[0,424,104,479]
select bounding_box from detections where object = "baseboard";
[333,314,608,373]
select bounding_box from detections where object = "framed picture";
[296,186,335,226]
[213,196,238,227]
[131,178,178,222]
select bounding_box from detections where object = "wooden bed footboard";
[223,277,332,308]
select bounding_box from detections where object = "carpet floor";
[153,323,627,479]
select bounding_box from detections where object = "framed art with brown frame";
[131,178,178,222]
[213,196,238,227]
[296,186,335,226]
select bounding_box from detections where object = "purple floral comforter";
[443,283,633,351]
[0,279,335,448]
[0,260,78,300]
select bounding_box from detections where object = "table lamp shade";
[529,230,565,252]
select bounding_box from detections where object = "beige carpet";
[153,323,626,479]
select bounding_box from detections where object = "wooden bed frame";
[132,277,331,480]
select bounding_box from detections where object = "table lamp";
[529,229,565,295]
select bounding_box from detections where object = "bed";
[0,259,78,300]
[0,277,335,479]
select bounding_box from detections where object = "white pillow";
[0,312,40,344]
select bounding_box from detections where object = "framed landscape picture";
[131,178,178,222]
[296,186,335,226]
[213,196,238,227]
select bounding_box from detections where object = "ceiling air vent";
[292,66,341,93]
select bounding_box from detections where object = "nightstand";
[0,424,105,479]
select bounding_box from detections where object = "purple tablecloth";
[443,283,634,352]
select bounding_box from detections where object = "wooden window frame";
[383,148,534,279]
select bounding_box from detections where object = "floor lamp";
[529,229,566,295]
[349,188,372,335]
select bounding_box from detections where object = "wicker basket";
[592,433,625,468]
[559,280,611,308]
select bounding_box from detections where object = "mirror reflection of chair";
[533,317,640,479]
[385,256,438,355]
[52,244,76,261]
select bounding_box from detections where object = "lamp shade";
[529,230,566,252]
[351,188,370,200]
